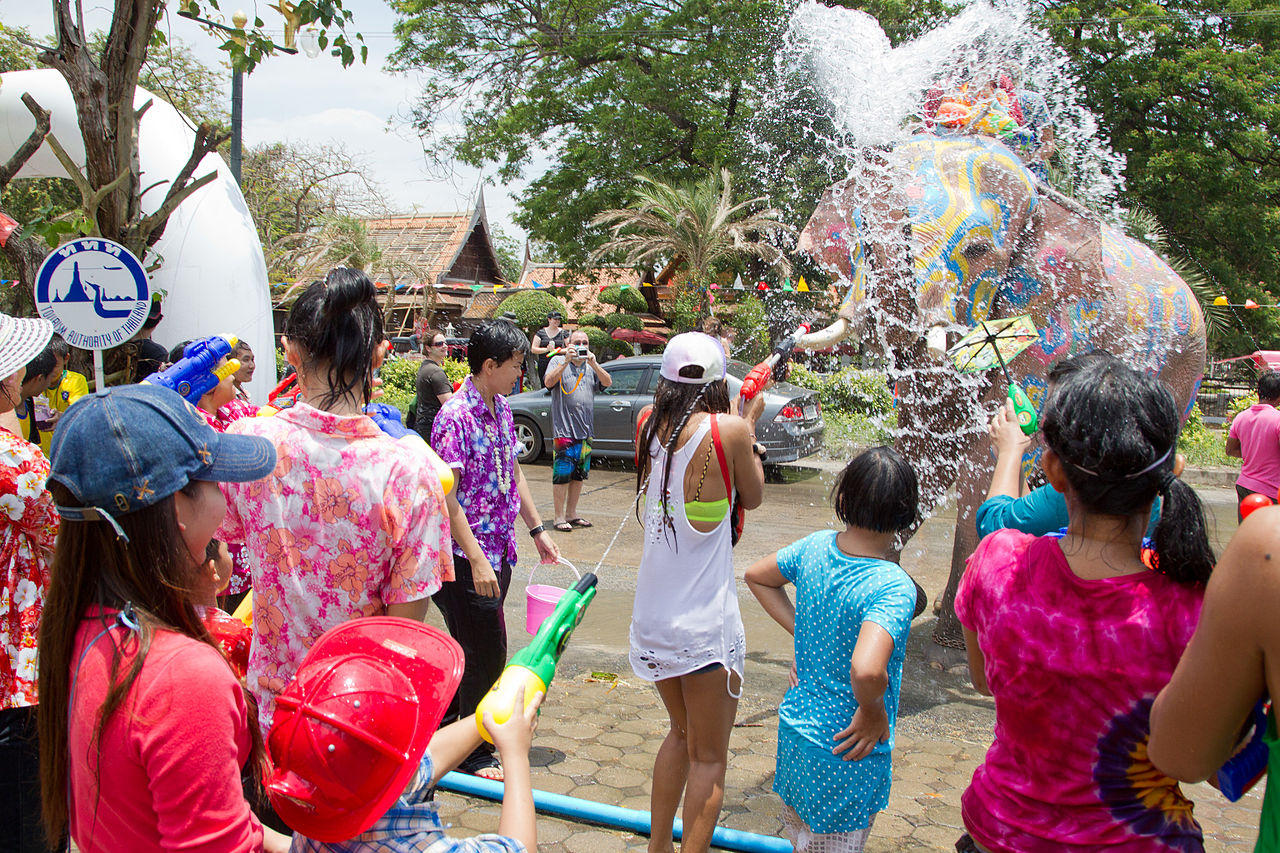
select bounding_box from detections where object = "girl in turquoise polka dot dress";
[746,447,920,853]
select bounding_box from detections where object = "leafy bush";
[667,288,702,334]
[822,410,898,458]
[578,312,607,329]
[607,312,644,331]
[722,295,768,363]
[1229,391,1259,420]
[789,364,894,416]
[582,326,631,359]
[377,356,467,416]
[599,283,647,313]
[1177,403,1232,467]
[497,290,568,330]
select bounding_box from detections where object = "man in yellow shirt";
[42,335,88,426]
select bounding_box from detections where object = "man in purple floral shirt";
[431,319,559,779]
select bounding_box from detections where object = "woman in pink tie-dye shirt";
[956,359,1215,853]
[219,269,451,736]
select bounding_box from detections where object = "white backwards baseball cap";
[660,332,727,385]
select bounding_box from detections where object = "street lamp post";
[176,6,305,186]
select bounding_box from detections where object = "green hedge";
[599,284,647,313]
[497,290,569,329]
[578,312,607,329]
[378,356,468,416]
[583,326,632,359]
[607,313,644,331]
[789,364,894,415]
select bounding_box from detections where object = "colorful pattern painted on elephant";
[901,137,1038,326]
[831,206,868,317]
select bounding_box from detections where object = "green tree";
[0,1,364,297]
[1041,0,1280,356]
[239,141,388,281]
[598,284,647,314]
[591,168,794,316]
[389,0,791,265]
[491,225,524,283]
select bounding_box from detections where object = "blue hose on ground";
[437,771,792,853]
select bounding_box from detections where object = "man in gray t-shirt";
[544,329,612,530]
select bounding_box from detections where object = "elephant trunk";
[796,317,851,351]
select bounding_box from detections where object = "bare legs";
[552,480,585,525]
[649,667,741,853]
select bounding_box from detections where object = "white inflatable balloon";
[0,69,276,401]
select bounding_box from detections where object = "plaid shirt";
[291,751,526,853]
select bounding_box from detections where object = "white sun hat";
[0,312,53,381]
[660,332,727,385]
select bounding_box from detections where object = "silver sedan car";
[507,355,824,465]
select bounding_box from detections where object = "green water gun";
[475,572,598,742]
[1008,382,1038,435]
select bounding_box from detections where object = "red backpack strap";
[710,414,732,497]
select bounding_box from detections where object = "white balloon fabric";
[0,69,277,402]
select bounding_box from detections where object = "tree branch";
[0,94,52,191]
[134,122,230,248]
[136,170,219,248]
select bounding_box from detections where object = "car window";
[602,366,648,395]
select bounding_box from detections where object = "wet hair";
[232,339,254,359]
[1046,350,1120,386]
[1041,361,1214,585]
[831,446,919,533]
[1257,370,1280,401]
[204,537,223,563]
[284,268,384,409]
[23,347,57,384]
[142,299,163,330]
[635,375,732,548]
[49,335,70,361]
[467,320,528,375]
[38,481,267,841]
[697,317,722,336]
[168,340,193,364]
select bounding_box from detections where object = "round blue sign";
[34,238,151,351]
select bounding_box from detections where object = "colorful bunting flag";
[756,281,769,292]
[797,276,809,293]
[470,284,482,292]
[642,279,653,287]
[1245,299,1260,309]
[620,284,630,291]
[0,213,16,248]
[532,279,542,288]
[1212,295,1227,306]
[709,282,720,290]
[732,274,744,291]
[782,278,793,292]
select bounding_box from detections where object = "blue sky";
[4,1,534,241]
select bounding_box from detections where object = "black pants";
[432,554,513,768]
[1237,484,1261,523]
[0,705,64,853]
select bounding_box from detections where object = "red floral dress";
[0,428,58,708]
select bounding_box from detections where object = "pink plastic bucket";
[526,559,581,635]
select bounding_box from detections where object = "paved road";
[425,457,1264,852]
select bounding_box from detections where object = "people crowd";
[0,280,1276,853]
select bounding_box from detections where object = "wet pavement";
[426,458,1266,852]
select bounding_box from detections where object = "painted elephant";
[796,135,1206,651]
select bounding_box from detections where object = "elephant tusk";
[796,317,851,350]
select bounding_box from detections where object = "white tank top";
[629,416,745,690]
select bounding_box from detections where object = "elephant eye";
[962,241,994,260]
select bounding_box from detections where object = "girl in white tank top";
[629,333,768,853]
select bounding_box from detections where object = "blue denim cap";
[48,384,276,527]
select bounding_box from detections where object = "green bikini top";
[685,497,729,524]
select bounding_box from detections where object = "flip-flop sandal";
[553,520,574,532]
[474,764,504,782]
[567,518,593,528]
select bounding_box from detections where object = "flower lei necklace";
[484,418,512,492]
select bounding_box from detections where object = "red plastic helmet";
[266,618,464,843]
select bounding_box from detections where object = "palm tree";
[590,168,794,315]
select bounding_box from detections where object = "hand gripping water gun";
[1216,700,1271,801]
[363,401,456,497]
[475,572,598,742]
[144,334,240,405]
[739,323,811,414]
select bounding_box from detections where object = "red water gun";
[739,323,811,412]
[257,373,303,416]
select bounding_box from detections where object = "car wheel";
[513,417,543,464]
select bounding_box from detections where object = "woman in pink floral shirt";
[219,269,451,736]
[0,311,58,853]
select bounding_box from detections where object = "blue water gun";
[363,401,456,496]
[144,334,240,405]
[1216,701,1270,801]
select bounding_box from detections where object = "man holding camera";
[544,329,612,531]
